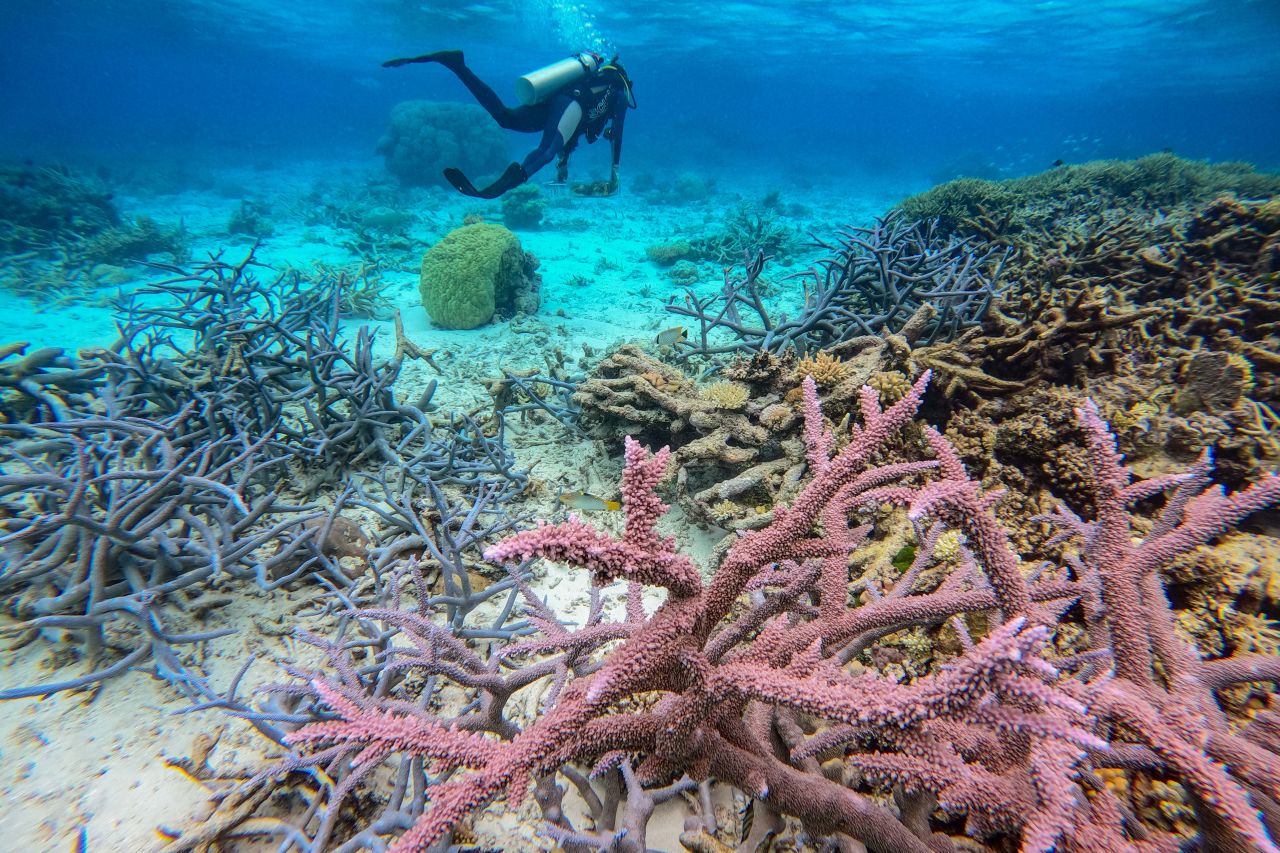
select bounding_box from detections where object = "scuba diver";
[382,49,636,199]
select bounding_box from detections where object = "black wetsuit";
[440,59,630,181]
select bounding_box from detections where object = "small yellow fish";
[655,326,688,347]
[559,491,621,511]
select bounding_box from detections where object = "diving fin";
[382,49,464,69]
[443,162,527,199]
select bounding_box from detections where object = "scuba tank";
[515,52,602,106]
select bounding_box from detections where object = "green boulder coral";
[419,223,540,329]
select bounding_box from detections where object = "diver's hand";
[607,164,620,195]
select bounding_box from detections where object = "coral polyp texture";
[235,374,1280,852]
[419,222,541,329]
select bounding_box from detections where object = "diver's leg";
[447,64,529,130]
[442,92,581,198]
[382,49,545,131]
[520,99,582,177]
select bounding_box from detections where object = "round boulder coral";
[419,223,541,329]
[376,101,510,189]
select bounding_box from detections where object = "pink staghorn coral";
[485,438,701,597]
[252,377,1280,853]
[1031,401,1280,853]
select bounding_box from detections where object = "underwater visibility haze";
[3,1,1280,851]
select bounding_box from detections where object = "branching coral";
[690,201,797,264]
[0,247,527,700]
[0,341,104,421]
[668,213,1007,358]
[228,373,1280,852]
[0,161,120,254]
[900,152,1280,237]
[894,173,1280,502]
[0,409,333,699]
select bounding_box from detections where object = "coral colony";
[234,376,1280,853]
[0,251,523,701]
[2,153,1280,853]
[667,212,1009,358]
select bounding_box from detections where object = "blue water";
[3,0,1279,182]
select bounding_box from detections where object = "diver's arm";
[608,106,626,189]
[609,106,626,168]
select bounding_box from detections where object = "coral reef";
[224,375,1280,852]
[0,341,104,421]
[359,205,415,234]
[633,170,718,205]
[690,201,797,264]
[699,380,749,410]
[1164,533,1280,666]
[572,341,917,529]
[0,248,526,700]
[644,239,695,266]
[795,350,851,387]
[331,263,398,320]
[0,408,332,699]
[6,148,1278,853]
[900,152,1280,236]
[665,260,700,287]
[897,192,1280,492]
[418,223,541,329]
[0,161,120,254]
[669,213,1007,358]
[0,163,186,306]
[226,198,275,238]
[153,478,530,851]
[574,345,806,527]
[501,184,547,230]
[376,100,510,188]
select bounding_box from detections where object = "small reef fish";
[656,326,688,347]
[559,491,621,511]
